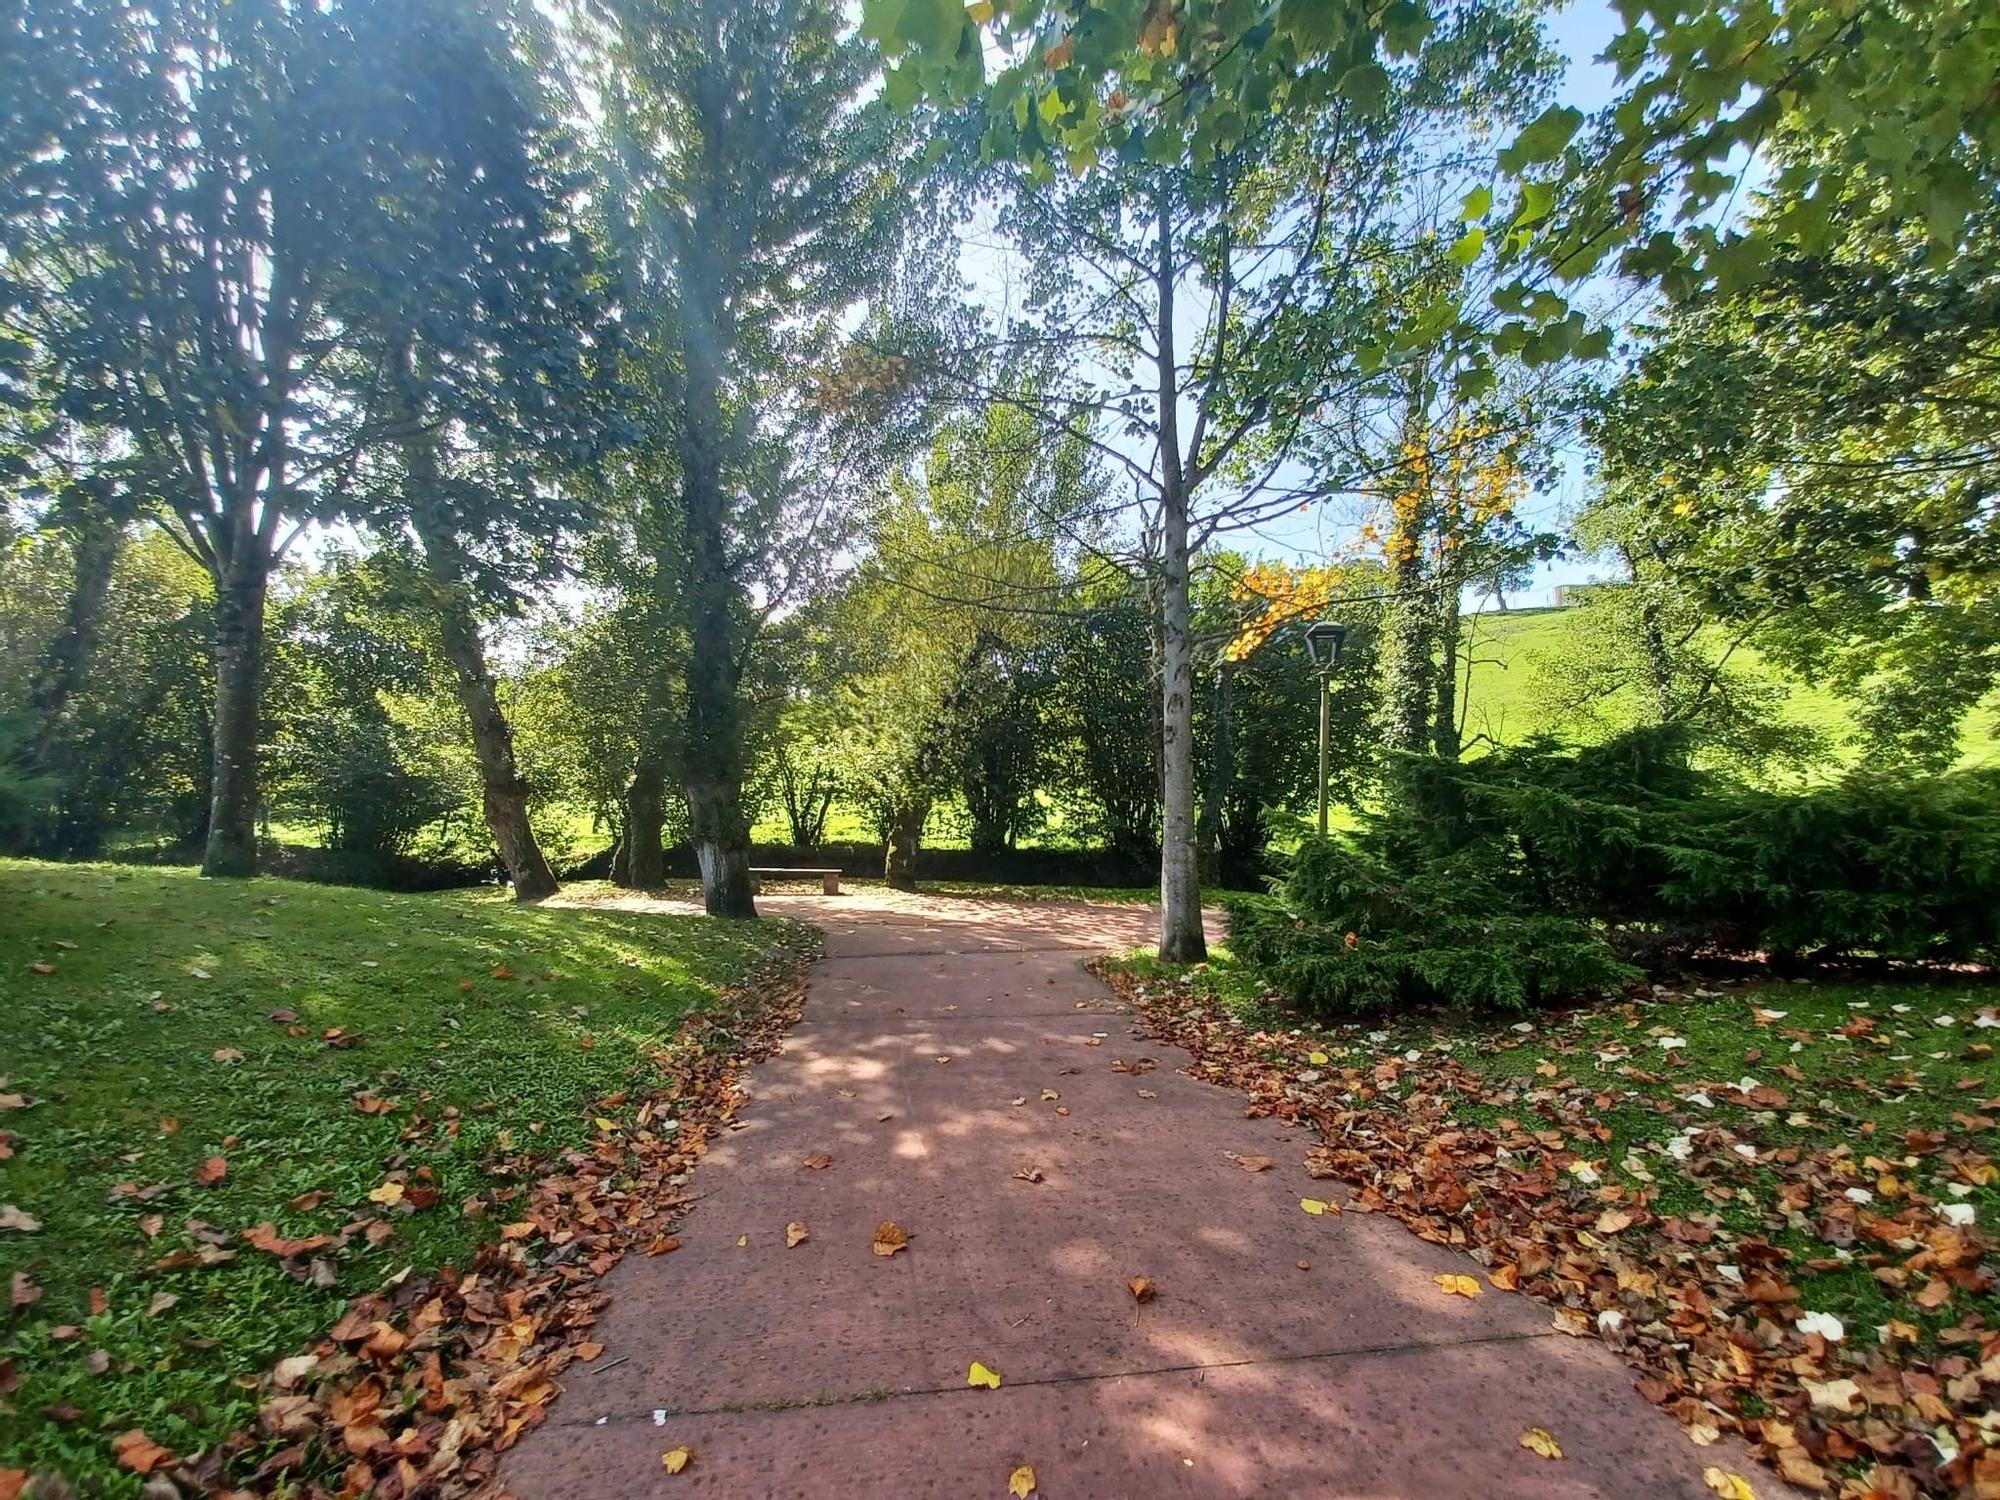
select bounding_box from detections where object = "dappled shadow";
[498,891,1790,1500]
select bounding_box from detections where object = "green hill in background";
[1456,604,2000,771]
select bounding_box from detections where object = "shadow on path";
[505,888,1793,1499]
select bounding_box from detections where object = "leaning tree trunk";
[884,799,928,891]
[412,516,558,901]
[202,553,267,878]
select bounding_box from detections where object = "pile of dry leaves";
[1095,965,2000,1500]
[115,945,813,1500]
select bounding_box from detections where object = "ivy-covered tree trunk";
[31,508,122,731]
[884,798,928,890]
[202,553,267,878]
[678,253,756,919]
[1432,578,1463,761]
[410,505,558,902]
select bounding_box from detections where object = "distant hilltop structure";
[1553,581,1627,607]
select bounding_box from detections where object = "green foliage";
[1234,728,2000,1018]
[1227,835,1638,1019]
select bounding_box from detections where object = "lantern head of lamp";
[1304,620,1348,674]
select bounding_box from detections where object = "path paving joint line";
[505,888,1794,1499]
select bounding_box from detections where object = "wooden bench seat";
[749,866,841,895]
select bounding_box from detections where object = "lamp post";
[1304,621,1348,837]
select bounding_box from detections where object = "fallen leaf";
[1128,1275,1155,1303]
[0,1469,24,1500]
[113,1429,174,1475]
[967,1360,1001,1389]
[872,1220,910,1257]
[647,1234,681,1256]
[1013,1166,1045,1184]
[10,1273,41,1310]
[1230,1154,1274,1173]
[1300,1197,1330,1216]
[1519,1427,1563,1460]
[367,1180,405,1207]
[661,1445,691,1474]
[786,1221,810,1248]
[1297,1260,1311,1271]
[1434,1274,1482,1299]
[147,1291,177,1316]
[803,1153,832,1170]
[0,1206,39,1233]
[1702,1470,1755,1500]
[212,1047,243,1062]
[1009,1463,1037,1497]
[196,1155,228,1185]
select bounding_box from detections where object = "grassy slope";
[1457,606,2000,769]
[0,861,815,1490]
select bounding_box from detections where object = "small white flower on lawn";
[1796,1311,1845,1343]
[1942,1203,1976,1227]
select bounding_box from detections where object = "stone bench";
[749,866,841,896]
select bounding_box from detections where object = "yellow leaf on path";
[1434,1274,1482,1299]
[1128,1275,1155,1303]
[967,1360,1002,1389]
[661,1445,692,1475]
[1300,1198,1330,1216]
[1702,1470,1755,1500]
[1009,1463,1036,1496]
[368,1180,405,1207]
[1518,1428,1562,1459]
[786,1221,809,1248]
[736,1235,748,1248]
[873,1220,910,1257]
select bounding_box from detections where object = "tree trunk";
[1153,184,1206,963]
[678,246,756,919]
[1433,580,1463,761]
[31,509,123,728]
[201,558,266,878]
[883,799,927,891]
[413,518,558,901]
[623,755,666,888]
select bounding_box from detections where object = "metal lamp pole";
[1316,668,1331,837]
[1304,621,1346,840]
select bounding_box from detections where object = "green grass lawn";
[1111,949,2000,1359]
[0,859,816,1492]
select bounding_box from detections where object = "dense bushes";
[1231,729,2000,1017]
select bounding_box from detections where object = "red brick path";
[504,890,1789,1499]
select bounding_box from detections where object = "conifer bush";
[1229,729,2000,1017]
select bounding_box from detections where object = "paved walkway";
[505,890,1782,1499]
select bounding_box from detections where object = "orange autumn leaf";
[113,1429,174,1475]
